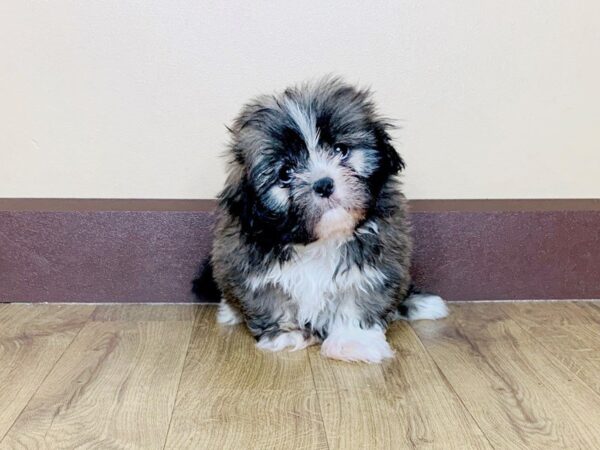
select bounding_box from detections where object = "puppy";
[209,77,447,363]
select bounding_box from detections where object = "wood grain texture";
[0,306,194,450]
[164,308,328,450]
[0,305,94,441]
[412,303,600,449]
[502,301,600,397]
[309,321,491,450]
[90,304,197,322]
[2,302,600,449]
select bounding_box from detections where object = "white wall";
[1,1,599,199]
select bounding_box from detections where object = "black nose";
[313,177,335,198]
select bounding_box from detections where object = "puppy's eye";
[333,143,350,159]
[278,165,294,186]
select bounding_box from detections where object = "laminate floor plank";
[164,308,328,450]
[2,302,600,449]
[502,301,600,397]
[412,303,600,449]
[309,320,491,450]
[0,305,195,450]
[0,305,94,441]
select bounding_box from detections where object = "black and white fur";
[208,77,447,363]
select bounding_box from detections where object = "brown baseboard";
[1,198,599,303]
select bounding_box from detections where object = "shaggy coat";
[208,78,447,363]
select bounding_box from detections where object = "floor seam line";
[500,304,600,404]
[409,323,496,449]
[161,306,199,450]
[0,307,94,444]
[307,350,332,450]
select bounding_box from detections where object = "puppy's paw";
[216,301,243,325]
[401,294,449,321]
[321,328,394,363]
[257,331,318,352]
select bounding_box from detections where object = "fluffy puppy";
[210,77,447,363]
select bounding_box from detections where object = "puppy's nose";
[313,177,335,198]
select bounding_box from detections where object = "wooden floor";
[1,302,600,449]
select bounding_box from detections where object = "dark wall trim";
[1,199,599,302]
[0,198,216,212]
[3,198,600,212]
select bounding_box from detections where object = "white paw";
[321,328,394,363]
[257,331,318,352]
[216,301,243,325]
[403,294,449,321]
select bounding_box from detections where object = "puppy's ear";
[219,173,280,244]
[374,124,405,175]
[218,174,255,233]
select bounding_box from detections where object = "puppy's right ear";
[219,165,250,226]
[219,169,289,250]
[218,164,262,237]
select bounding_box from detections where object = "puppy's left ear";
[374,124,405,175]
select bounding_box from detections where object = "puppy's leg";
[321,300,393,364]
[216,299,243,325]
[256,329,320,352]
[244,286,318,352]
[321,326,393,363]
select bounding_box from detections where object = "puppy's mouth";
[313,205,365,240]
[315,193,343,208]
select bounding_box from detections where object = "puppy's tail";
[395,285,449,321]
[191,257,221,302]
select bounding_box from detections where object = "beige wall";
[1,1,599,199]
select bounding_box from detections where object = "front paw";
[321,328,394,363]
[257,330,319,352]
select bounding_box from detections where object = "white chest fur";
[247,238,387,325]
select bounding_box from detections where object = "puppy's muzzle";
[313,177,335,198]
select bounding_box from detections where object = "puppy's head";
[220,77,404,249]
